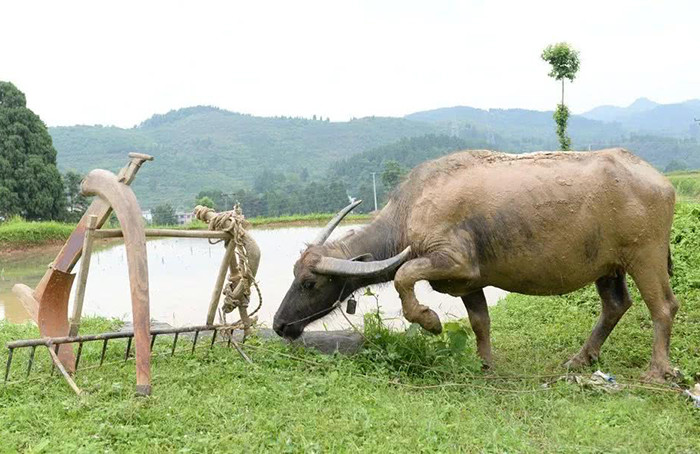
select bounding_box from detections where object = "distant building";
[175,211,194,225]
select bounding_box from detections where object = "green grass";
[667,171,700,201]
[141,213,370,230]
[1,298,699,452]
[0,213,372,249]
[247,212,371,227]
[1,204,699,452]
[0,216,75,249]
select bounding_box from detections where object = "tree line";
[5,78,700,225]
[167,134,471,220]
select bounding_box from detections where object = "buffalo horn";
[314,247,411,277]
[311,199,363,245]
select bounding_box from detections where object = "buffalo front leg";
[394,252,479,334]
[565,273,633,369]
[462,289,492,368]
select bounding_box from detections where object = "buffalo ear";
[351,253,374,262]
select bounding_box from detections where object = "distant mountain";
[581,97,659,122]
[405,106,627,147]
[49,102,700,209]
[581,98,700,137]
[51,106,439,208]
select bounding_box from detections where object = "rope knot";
[194,203,262,332]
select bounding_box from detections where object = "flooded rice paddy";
[0,224,507,330]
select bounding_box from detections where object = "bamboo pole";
[206,240,237,325]
[48,346,82,395]
[69,215,98,337]
[93,229,231,239]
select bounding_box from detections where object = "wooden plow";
[5,153,261,396]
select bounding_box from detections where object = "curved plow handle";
[12,153,153,374]
[81,169,151,395]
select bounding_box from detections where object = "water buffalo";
[273,148,678,381]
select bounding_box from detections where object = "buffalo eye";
[302,280,316,290]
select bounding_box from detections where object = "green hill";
[49,104,700,211]
[50,106,439,208]
[404,106,628,148]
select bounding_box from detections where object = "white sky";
[2,0,698,128]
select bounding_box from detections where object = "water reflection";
[0,224,507,330]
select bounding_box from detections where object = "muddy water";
[0,224,507,330]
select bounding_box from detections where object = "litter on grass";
[542,370,621,393]
[684,383,700,408]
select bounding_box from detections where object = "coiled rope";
[194,204,262,335]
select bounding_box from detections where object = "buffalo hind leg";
[462,289,492,368]
[394,252,479,334]
[565,273,632,369]
[628,250,679,382]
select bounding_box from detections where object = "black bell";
[345,297,357,315]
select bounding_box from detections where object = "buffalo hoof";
[641,366,680,384]
[418,308,442,335]
[564,351,598,370]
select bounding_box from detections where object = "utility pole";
[371,172,378,212]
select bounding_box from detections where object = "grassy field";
[0,213,371,250]
[0,216,75,249]
[1,203,699,452]
[667,171,700,201]
[247,213,370,227]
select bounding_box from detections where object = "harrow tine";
[230,338,253,365]
[210,329,217,349]
[171,332,179,356]
[125,337,132,362]
[99,339,108,366]
[4,348,13,384]
[227,330,232,348]
[48,345,82,395]
[27,346,36,378]
[51,345,59,376]
[191,330,200,354]
[75,342,84,372]
[150,334,157,350]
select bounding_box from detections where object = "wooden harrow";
[5,154,260,396]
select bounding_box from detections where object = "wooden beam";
[93,229,231,239]
[69,215,98,337]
